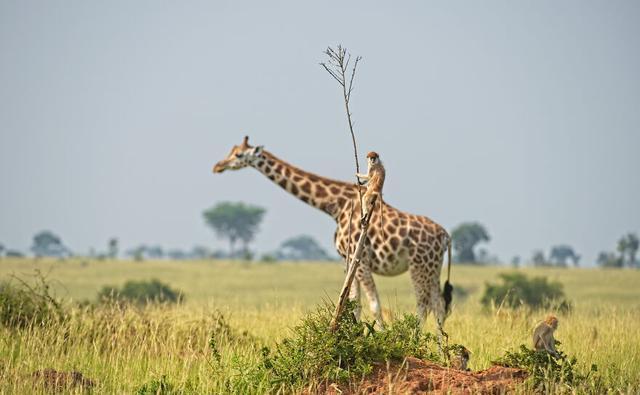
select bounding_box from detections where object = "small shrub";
[208,311,257,363]
[260,301,442,386]
[494,345,600,391]
[481,273,571,312]
[98,279,184,306]
[453,285,471,302]
[259,254,278,263]
[136,375,175,395]
[0,273,66,328]
[205,313,268,393]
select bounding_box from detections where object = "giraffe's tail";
[442,232,454,315]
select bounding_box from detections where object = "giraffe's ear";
[251,145,264,156]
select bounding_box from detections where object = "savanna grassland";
[1,258,639,393]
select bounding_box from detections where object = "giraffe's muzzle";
[212,162,227,173]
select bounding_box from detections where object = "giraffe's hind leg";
[429,278,449,351]
[355,264,384,329]
[431,280,447,331]
[408,260,432,324]
[409,261,448,352]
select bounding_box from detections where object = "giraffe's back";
[334,199,448,277]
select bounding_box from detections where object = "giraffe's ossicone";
[213,136,453,334]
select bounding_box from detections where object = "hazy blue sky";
[1,1,638,265]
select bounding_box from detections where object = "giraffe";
[212,136,453,334]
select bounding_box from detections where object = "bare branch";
[347,56,361,99]
[320,45,363,183]
[320,63,344,86]
[322,44,371,332]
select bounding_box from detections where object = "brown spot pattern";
[246,150,449,327]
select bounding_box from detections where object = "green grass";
[1,258,639,393]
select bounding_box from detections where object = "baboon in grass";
[532,314,560,357]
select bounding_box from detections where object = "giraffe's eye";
[234,153,243,158]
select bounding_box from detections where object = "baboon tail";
[442,233,453,315]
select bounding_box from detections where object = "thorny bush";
[0,271,66,328]
[494,344,601,392]
[258,302,443,386]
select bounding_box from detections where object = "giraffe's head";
[212,136,264,173]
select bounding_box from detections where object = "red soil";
[318,357,528,394]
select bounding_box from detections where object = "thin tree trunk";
[230,238,236,257]
[330,195,377,332]
[242,241,249,258]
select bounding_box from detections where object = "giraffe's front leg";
[355,264,384,329]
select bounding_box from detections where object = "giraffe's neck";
[251,151,358,220]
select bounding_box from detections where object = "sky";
[1,1,639,265]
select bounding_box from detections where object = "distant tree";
[476,248,489,264]
[531,250,549,267]
[108,238,118,259]
[597,251,622,268]
[203,202,266,256]
[167,249,188,260]
[510,256,521,268]
[211,249,229,259]
[147,245,164,259]
[260,253,278,263]
[475,248,500,265]
[240,250,254,261]
[277,235,331,261]
[451,222,490,263]
[0,243,4,257]
[5,250,24,257]
[31,231,70,258]
[549,245,580,267]
[617,233,639,268]
[126,245,147,261]
[191,246,212,260]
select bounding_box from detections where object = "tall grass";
[0,258,639,393]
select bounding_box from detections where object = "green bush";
[98,279,184,306]
[259,302,442,386]
[453,285,471,302]
[494,345,600,391]
[0,273,66,328]
[204,303,467,391]
[208,310,258,364]
[259,254,277,263]
[481,273,571,312]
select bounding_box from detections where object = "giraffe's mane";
[261,150,360,191]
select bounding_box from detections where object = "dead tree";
[321,45,374,332]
